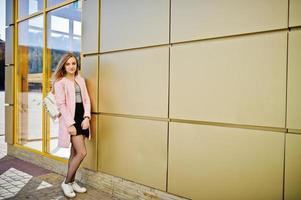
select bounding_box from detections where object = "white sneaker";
[71,181,87,193]
[61,179,76,198]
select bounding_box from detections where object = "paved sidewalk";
[0,155,114,200]
[0,136,114,200]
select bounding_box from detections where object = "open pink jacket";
[54,74,91,148]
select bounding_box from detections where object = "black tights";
[65,135,87,184]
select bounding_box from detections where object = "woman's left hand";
[81,118,90,130]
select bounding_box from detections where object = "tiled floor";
[0,155,114,200]
[0,137,113,199]
[0,167,33,199]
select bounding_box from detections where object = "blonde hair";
[52,53,80,82]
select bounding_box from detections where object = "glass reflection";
[47,1,81,158]
[47,0,66,8]
[18,0,44,19]
[17,15,43,151]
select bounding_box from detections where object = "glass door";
[17,15,44,151]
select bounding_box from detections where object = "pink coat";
[54,74,91,148]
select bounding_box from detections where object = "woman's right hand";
[68,125,77,135]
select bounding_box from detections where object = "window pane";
[18,0,43,19]
[47,0,66,8]
[17,16,43,151]
[51,16,69,33]
[73,20,81,36]
[47,1,81,158]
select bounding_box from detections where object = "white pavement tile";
[0,193,14,200]
[37,181,53,190]
[0,168,32,199]
[11,181,24,186]
[0,189,8,193]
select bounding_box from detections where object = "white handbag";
[43,84,61,120]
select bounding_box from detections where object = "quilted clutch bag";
[43,91,61,119]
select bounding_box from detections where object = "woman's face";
[64,56,77,75]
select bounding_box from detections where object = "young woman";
[53,53,91,198]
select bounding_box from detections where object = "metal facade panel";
[100,0,169,52]
[285,133,301,200]
[5,26,14,65]
[5,66,13,105]
[289,0,301,27]
[99,46,169,118]
[5,0,14,26]
[168,122,284,200]
[5,105,14,144]
[81,56,99,112]
[287,29,301,130]
[82,0,99,53]
[170,31,287,127]
[171,0,288,43]
[98,115,167,190]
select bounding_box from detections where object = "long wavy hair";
[52,53,80,82]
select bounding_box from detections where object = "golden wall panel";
[82,0,99,53]
[287,29,301,130]
[5,66,14,105]
[168,122,284,200]
[5,105,14,144]
[99,47,169,118]
[170,31,287,127]
[98,115,167,190]
[171,0,288,43]
[289,0,301,27]
[100,0,169,52]
[285,133,301,200]
[81,114,98,170]
[80,56,99,112]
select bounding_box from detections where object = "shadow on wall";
[0,39,4,91]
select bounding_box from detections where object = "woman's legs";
[65,135,86,184]
[67,145,76,182]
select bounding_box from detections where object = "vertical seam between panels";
[166,47,171,192]
[169,0,171,44]
[283,30,290,200]
[166,0,172,192]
